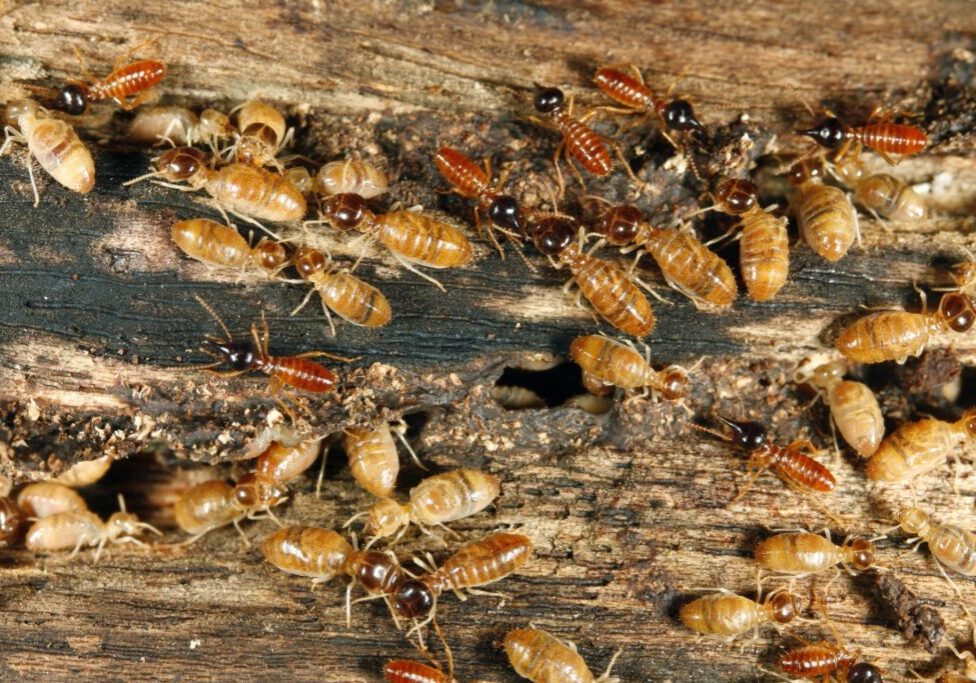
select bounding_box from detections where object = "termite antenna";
[688,421,732,441]
[193,293,234,342]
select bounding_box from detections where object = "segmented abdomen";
[739,210,789,301]
[316,272,391,327]
[779,644,854,676]
[866,418,954,482]
[554,112,613,176]
[427,532,532,594]
[796,184,857,262]
[679,593,765,635]
[766,445,836,492]
[856,122,927,156]
[594,67,653,111]
[642,229,737,307]
[261,525,352,579]
[171,219,251,268]
[375,212,473,268]
[90,60,166,103]
[929,525,976,576]
[836,311,932,363]
[566,249,655,337]
[210,164,307,222]
[345,426,398,498]
[433,147,492,201]
[262,355,337,393]
[25,116,95,193]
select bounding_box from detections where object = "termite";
[229,100,292,168]
[828,149,926,223]
[793,358,884,458]
[26,497,159,560]
[569,334,690,400]
[779,643,882,682]
[679,588,800,637]
[531,213,655,337]
[504,626,621,683]
[383,660,456,683]
[129,106,234,151]
[593,65,703,141]
[755,531,875,575]
[291,245,392,335]
[710,178,790,301]
[313,159,389,198]
[788,160,859,262]
[56,40,166,114]
[594,204,737,309]
[896,507,976,577]
[55,455,113,488]
[835,291,976,364]
[1,99,94,205]
[319,193,473,291]
[0,496,26,546]
[357,469,501,544]
[171,219,289,275]
[865,410,976,483]
[17,481,88,518]
[173,480,251,540]
[434,146,524,257]
[344,422,421,498]
[798,106,928,165]
[252,437,323,491]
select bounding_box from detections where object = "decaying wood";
[1,1,976,681]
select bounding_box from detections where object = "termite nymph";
[897,507,976,577]
[829,150,926,222]
[866,409,976,483]
[56,40,166,114]
[569,334,690,400]
[314,159,389,199]
[755,531,875,575]
[799,106,928,165]
[129,107,233,150]
[504,626,621,683]
[26,496,159,561]
[344,421,421,499]
[679,588,800,637]
[788,159,859,262]
[171,219,289,275]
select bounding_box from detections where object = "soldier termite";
[229,100,292,168]
[129,106,234,151]
[754,531,875,576]
[55,455,113,488]
[569,334,690,400]
[383,660,456,683]
[318,193,473,291]
[290,246,392,335]
[17,481,88,518]
[504,626,621,683]
[171,219,289,276]
[0,496,26,547]
[434,146,525,258]
[895,507,976,577]
[778,643,883,682]
[1,99,94,206]
[835,291,976,364]
[788,160,860,262]
[55,39,165,114]
[354,469,501,545]
[531,213,655,337]
[314,159,389,198]
[865,410,976,483]
[26,496,159,560]
[593,203,737,310]
[710,178,790,301]
[679,588,801,637]
[344,422,422,499]
[798,105,928,166]
[793,358,884,458]
[828,149,926,223]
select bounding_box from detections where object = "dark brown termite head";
[392,578,435,619]
[717,417,767,451]
[659,98,703,132]
[713,178,759,215]
[154,147,207,181]
[597,205,643,246]
[206,337,257,371]
[55,84,89,116]
[233,473,285,508]
[659,367,690,401]
[798,116,848,149]
[533,86,565,114]
[846,662,883,683]
[768,591,799,624]
[849,538,875,571]
[530,215,576,256]
[488,195,523,236]
[293,246,327,280]
[787,159,824,186]
[354,551,403,594]
[253,240,289,272]
[939,291,976,333]
[324,193,367,231]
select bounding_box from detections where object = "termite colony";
[1,31,973,683]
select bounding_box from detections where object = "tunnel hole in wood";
[491,361,586,410]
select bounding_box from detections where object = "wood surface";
[0,1,975,681]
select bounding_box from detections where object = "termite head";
[323,193,366,231]
[939,292,976,333]
[847,538,875,570]
[846,662,883,683]
[530,215,575,255]
[3,99,39,125]
[898,507,931,538]
[533,86,565,114]
[253,239,289,273]
[488,195,523,235]
[154,147,207,181]
[659,366,690,401]
[392,577,435,619]
[767,591,799,624]
[717,417,767,451]
[793,358,845,391]
[354,551,403,594]
[233,473,285,509]
[293,246,327,280]
[798,116,847,149]
[104,512,145,541]
[55,84,89,116]
[960,408,976,438]
[199,109,233,141]
[206,338,256,371]
[596,205,642,246]
[660,98,703,132]
[787,159,823,186]
[713,178,759,215]
[367,498,410,538]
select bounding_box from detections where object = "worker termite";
[55,455,113,487]
[434,146,525,257]
[798,105,928,165]
[252,437,323,492]
[594,204,737,310]
[793,358,884,458]
[355,469,501,545]
[313,158,389,198]
[125,147,306,226]
[229,100,292,168]
[17,481,88,518]
[569,334,690,400]
[25,497,159,560]
[896,507,976,577]
[679,588,801,637]
[291,246,392,335]
[383,660,456,683]
[865,410,976,483]
[1,99,95,205]
[344,422,421,498]
[171,219,289,275]
[504,626,621,683]
[754,531,875,575]
[593,65,704,142]
[0,496,26,546]
[173,480,251,541]
[129,107,233,151]
[828,150,926,223]
[835,291,976,364]
[55,40,166,114]
[710,178,790,301]
[788,160,859,262]
[318,193,473,291]
[531,213,655,337]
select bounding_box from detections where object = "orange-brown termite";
[865,410,976,483]
[788,160,860,262]
[356,469,501,544]
[710,178,790,301]
[25,497,159,560]
[55,455,113,488]
[779,643,882,682]
[173,476,285,545]
[313,159,389,198]
[171,219,289,275]
[384,660,456,683]
[569,334,690,400]
[229,100,292,168]
[17,481,88,519]
[828,149,926,223]
[799,106,928,166]
[793,358,884,458]
[1,99,95,206]
[896,508,976,577]
[679,589,800,637]
[290,246,392,335]
[593,64,704,143]
[319,193,473,291]
[754,531,876,575]
[129,106,234,150]
[344,422,422,498]
[56,40,166,114]
[531,214,655,337]
[504,626,621,683]
[594,204,737,310]
[836,291,976,364]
